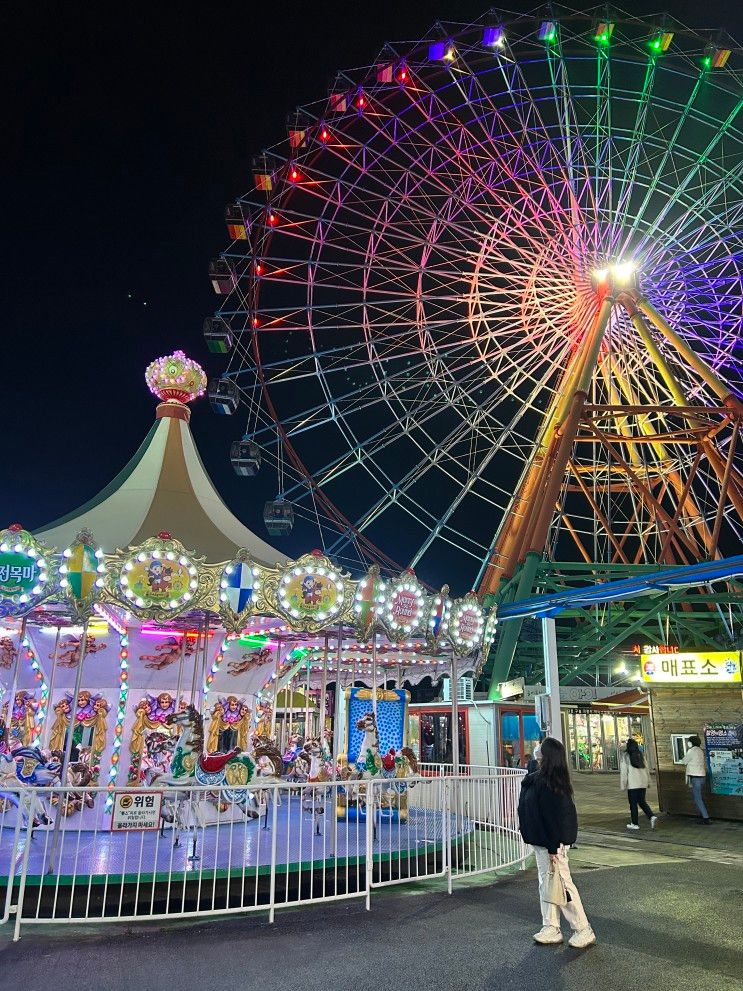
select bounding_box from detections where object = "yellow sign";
[641,651,742,685]
[125,556,192,605]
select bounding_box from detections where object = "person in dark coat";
[518,736,596,948]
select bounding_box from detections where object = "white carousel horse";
[300,739,330,833]
[146,706,256,853]
[0,746,61,829]
[250,737,285,828]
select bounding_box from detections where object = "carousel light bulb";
[60,578,68,588]
[137,553,146,562]
[166,552,175,561]
[95,578,104,588]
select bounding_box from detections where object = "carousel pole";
[450,651,460,775]
[4,616,27,747]
[331,625,344,770]
[371,633,378,726]
[41,625,62,749]
[198,615,211,715]
[287,672,295,749]
[188,617,204,706]
[270,636,282,743]
[174,630,188,709]
[48,617,89,874]
[303,654,311,742]
[320,634,329,747]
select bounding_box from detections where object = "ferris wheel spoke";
[634,100,743,259]
[611,59,657,256]
[617,73,705,258]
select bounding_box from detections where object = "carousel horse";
[0,746,62,829]
[140,731,177,785]
[339,711,419,823]
[151,705,256,851]
[250,736,285,826]
[56,748,96,817]
[299,738,330,833]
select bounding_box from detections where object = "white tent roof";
[36,400,285,566]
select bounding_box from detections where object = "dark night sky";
[3,1,741,563]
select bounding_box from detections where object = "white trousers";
[533,845,590,931]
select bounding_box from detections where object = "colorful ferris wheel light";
[210,11,743,582]
[482,27,505,48]
[593,21,614,45]
[538,22,557,43]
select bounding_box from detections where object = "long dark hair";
[626,738,645,769]
[538,737,573,796]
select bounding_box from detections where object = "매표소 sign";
[641,651,741,685]
[111,790,163,831]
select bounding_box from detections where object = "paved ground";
[1,776,741,991]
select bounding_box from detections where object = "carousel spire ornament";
[145,350,207,422]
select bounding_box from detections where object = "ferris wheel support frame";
[482,289,743,696]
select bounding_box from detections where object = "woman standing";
[681,735,712,825]
[620,739,657,831]
[517,737,596,948]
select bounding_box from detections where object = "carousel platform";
[1,797,473,919]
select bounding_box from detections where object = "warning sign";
[111,790,163,831]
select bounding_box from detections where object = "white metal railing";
[0,767,528,939]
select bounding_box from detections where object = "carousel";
[0,352,495,881]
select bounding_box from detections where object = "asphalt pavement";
[2,774,742,990]
[1,851,741,991]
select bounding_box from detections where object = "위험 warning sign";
[111,790,163,831]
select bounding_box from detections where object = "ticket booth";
[641,650,743,820]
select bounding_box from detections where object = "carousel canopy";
[35,352,285,567]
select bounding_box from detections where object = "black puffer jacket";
[518,771,578,854]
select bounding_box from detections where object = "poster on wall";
[704,723,743,797]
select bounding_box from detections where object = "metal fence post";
[268,783,279,923]
[12,791,37,942]
[365,780,375,910]
[446,776,453,894]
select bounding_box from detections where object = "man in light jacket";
[681,735,712,824]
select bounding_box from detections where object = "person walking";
[620,738,657,831]
[681,735,712,825]
[517,737,596,949]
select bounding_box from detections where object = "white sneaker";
[569,927,596,949]
[650,815,657,829]
[533,926,563,945]
[626,823,640,830]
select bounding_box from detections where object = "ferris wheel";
[206,7,743,591]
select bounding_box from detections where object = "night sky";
[4,1,741,572]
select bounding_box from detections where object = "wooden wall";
[650,686,743,821]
